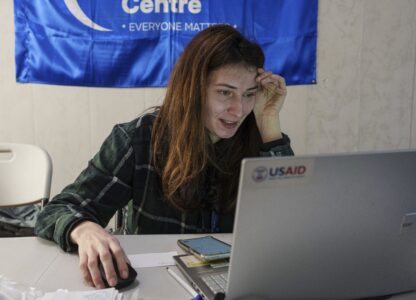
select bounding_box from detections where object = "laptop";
[174,150,416,300]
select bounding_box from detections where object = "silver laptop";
[175,150,416,300]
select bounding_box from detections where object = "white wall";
[1,0,416,197]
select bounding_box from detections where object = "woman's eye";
[217,90,231,97]
[244,92,256,99]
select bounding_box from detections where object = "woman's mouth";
[220,119,239,129]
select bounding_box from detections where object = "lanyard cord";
[211,209,219,233]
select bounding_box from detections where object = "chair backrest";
[0,143,52,208]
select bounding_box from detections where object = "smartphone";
[177,236,231,262]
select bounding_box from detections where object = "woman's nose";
[227,96,243,117]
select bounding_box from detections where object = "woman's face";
[203,64,258,143]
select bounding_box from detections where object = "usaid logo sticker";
[252,166,269,182]
[251,165,308,183]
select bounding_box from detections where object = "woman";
[35,24,294,289]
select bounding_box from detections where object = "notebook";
[174,150,416,300]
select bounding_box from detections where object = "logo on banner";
[64,0,204,32]
[64,0,111,31]
[252,165,307,182]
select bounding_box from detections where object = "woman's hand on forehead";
[254,68,286,117]
[253,68,287,142]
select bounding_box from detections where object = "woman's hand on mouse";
[70,221,129,288]
[253,68,287,143]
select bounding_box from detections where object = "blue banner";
[14,0,318,87]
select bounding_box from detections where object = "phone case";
[177,236,231,262]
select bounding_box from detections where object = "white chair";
[0,143,52,208]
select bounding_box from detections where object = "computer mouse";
[98,257,138,290]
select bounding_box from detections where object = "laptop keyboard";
[201,273,228,294]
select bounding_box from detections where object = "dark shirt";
[35,110,294,252]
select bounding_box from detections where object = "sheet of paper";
[128,251,178,268]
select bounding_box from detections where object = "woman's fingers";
[87,253,106,289]
[256,69,286,97]
[112,243,130,279]
[99,250,118,287]
[79,252,94,287]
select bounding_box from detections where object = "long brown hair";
[152,24,264,212]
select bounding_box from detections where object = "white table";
[0,234,231,299]
[0,235,415,300]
